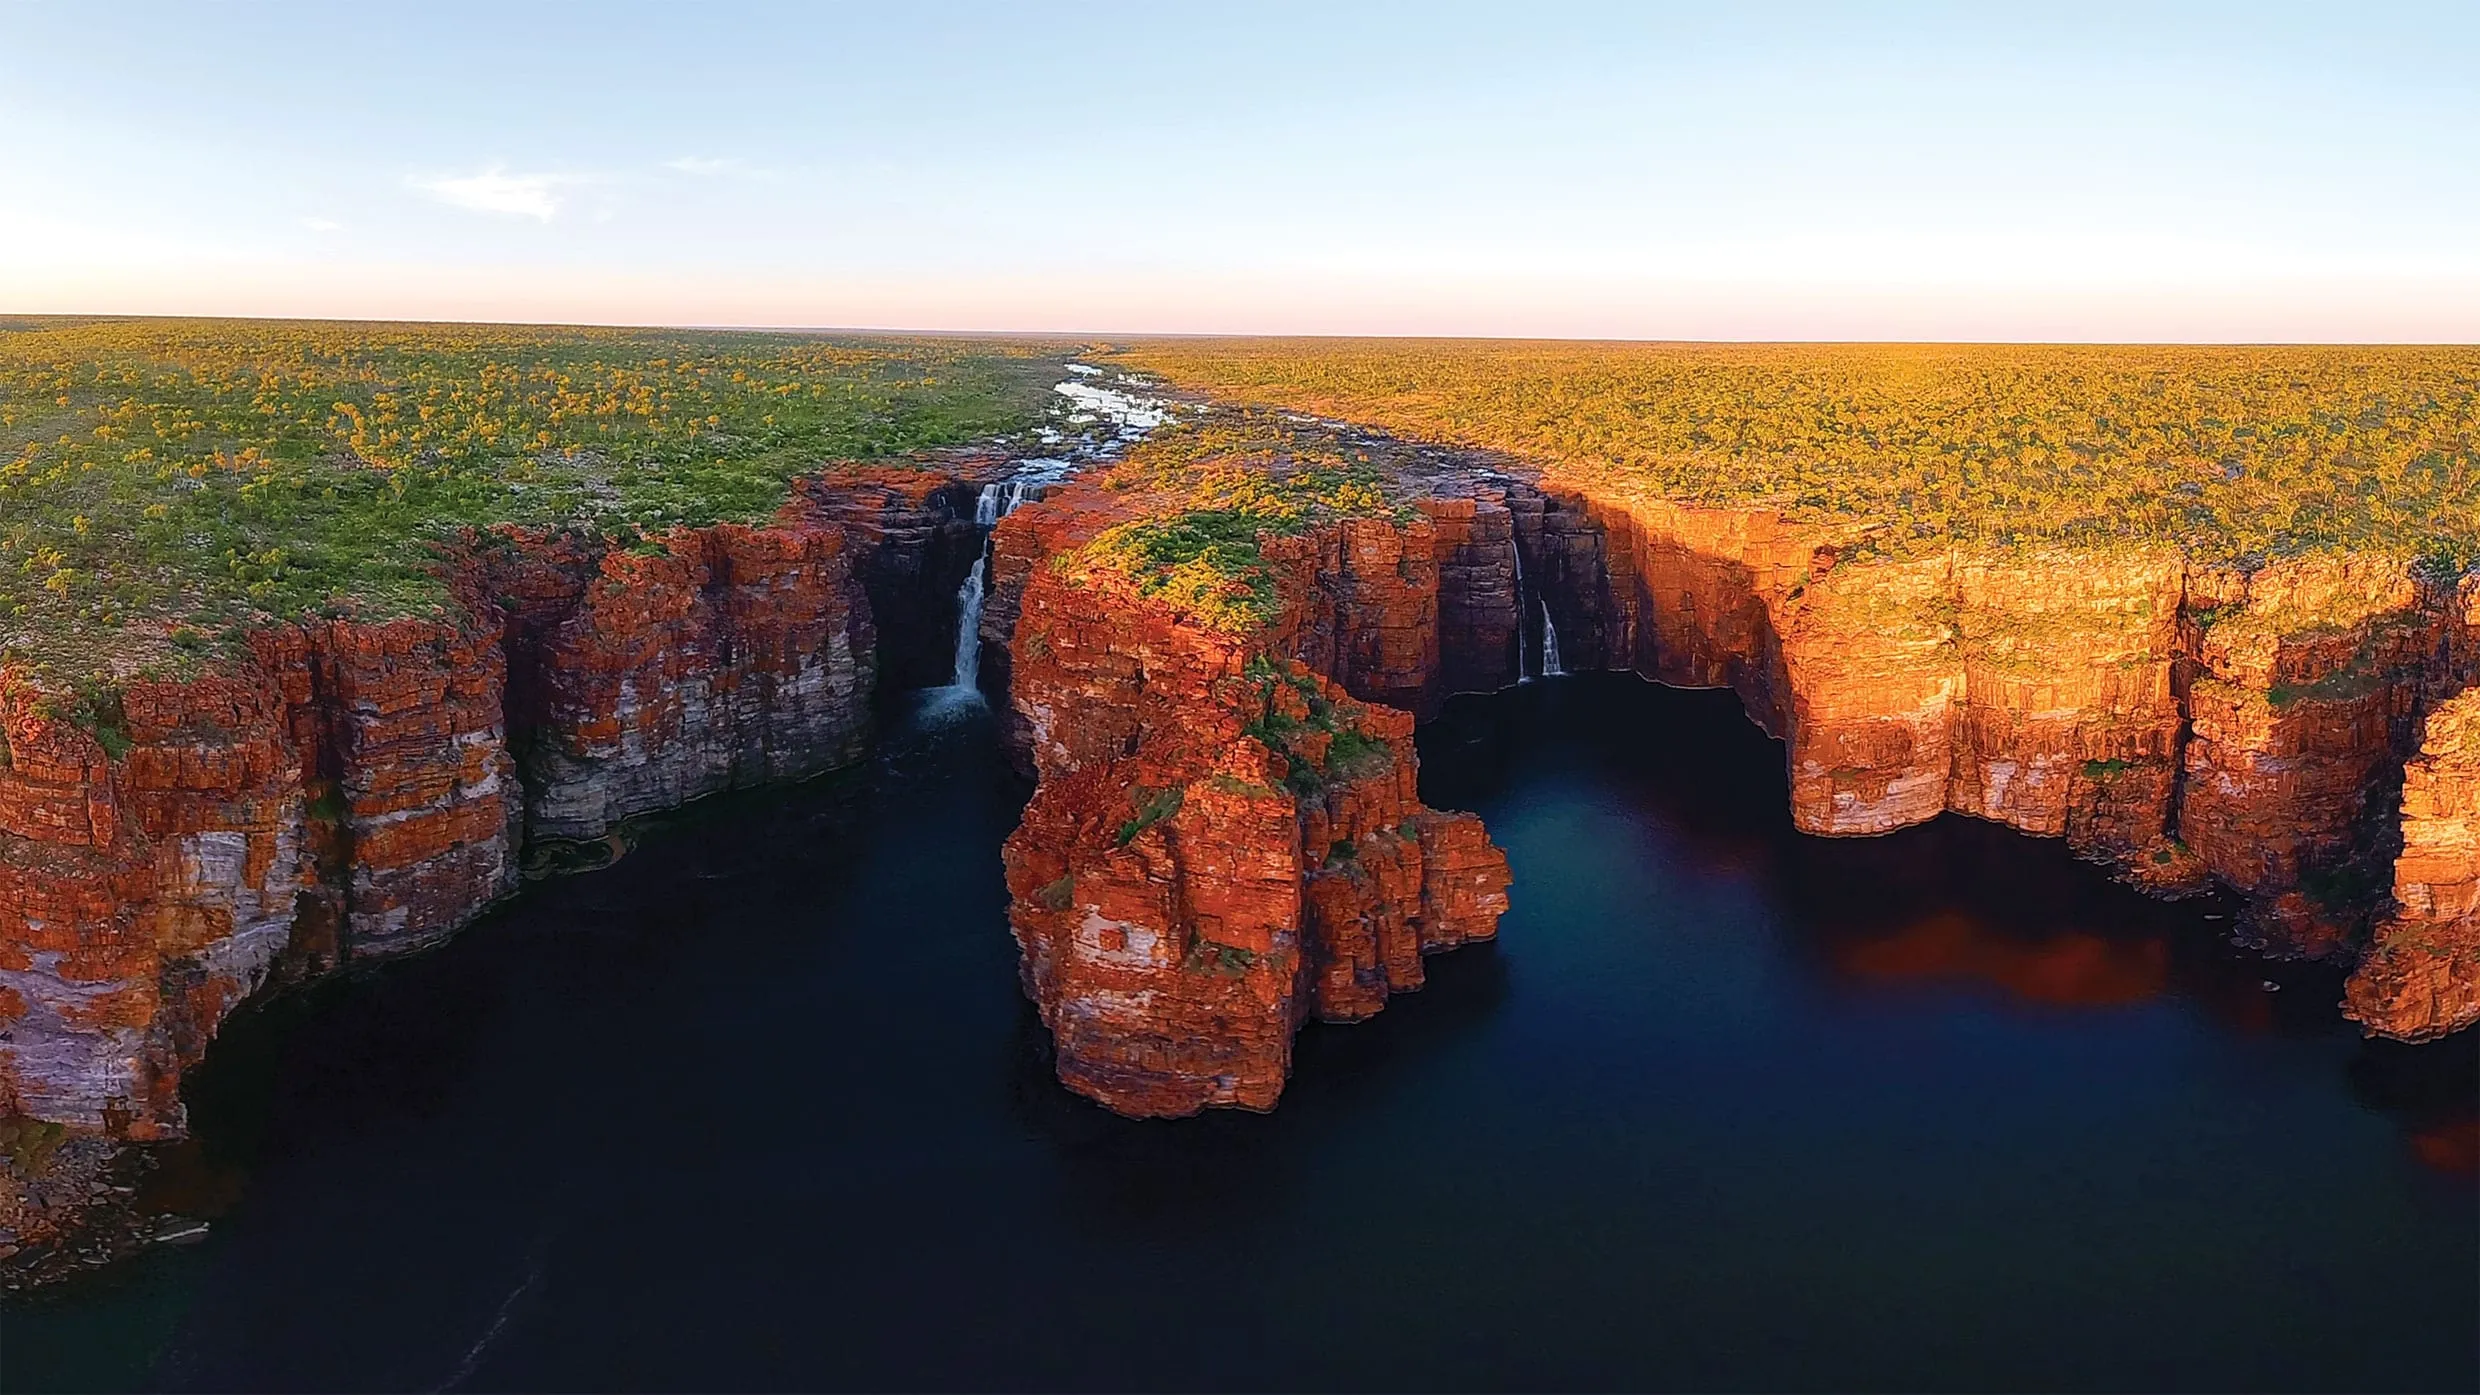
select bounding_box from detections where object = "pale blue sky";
[4,1,2474,338]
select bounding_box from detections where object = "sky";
[3,1,2475,341]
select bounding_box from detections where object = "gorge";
[2,374,2474,1308]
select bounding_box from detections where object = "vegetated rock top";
[1049,412,1440,635]
[0,317,1078,682]
[1112,338,2480,572]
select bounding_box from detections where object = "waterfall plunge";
[949,480,1034,696]
[1512,529,1564,681]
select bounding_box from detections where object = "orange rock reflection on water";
[2409,1117,2480,1179]
[1833,912,2169,1009]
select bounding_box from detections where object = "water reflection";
[1830,912,2169,1008]
[1419,673,2474,1191]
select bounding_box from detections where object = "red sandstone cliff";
[498,519,875,841]
[1520,475,2472,974]
[0,657,310,1137]
[995,477,1509,1117]
[2345,579,2480,1041]
[2346,690,2480,1040]
[0,472,955,1216]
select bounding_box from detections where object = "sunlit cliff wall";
[1513,477,2477,1041]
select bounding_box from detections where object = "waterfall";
[952,552,989,690]
[951,479,1032,694]
[1512,529,1563,680]
[1511,535,1533,682]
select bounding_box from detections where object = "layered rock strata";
[494,521,875,841]
[2345,580,2480,1041]
[0,478,945,1195]
[797,461,999,691]
[2346,690,2480,1040]
[1511,472,2476,1029]
[994,478,1510,1117]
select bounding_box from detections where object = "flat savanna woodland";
[0,317,1072,683]
[1114,339,2480,573]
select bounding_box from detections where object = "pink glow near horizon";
[14,262,2476,344]
[6,4,2477,343]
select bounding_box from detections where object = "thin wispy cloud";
[663,155,777,180]
[409,166,578,221]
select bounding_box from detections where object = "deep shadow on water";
[6,677,2475,1393]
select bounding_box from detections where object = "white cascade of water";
[1540,600,1564,677]
[1511,534,1533,682]
[952,558,989,691]
[952,479,1038,693]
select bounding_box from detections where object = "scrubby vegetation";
[1,317,1072,679]
[1064,415,1420,634]
[1115,340,2480,568]
[1235,654,1395,795]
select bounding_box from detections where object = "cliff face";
[2346,581,2480,1041]
[0,659,308,1136]
[497,520,875,842]
[995,479,1509,1117]
[1535,490,2198,857]
[2346,691,2480,1040]
[0,473,956,1179]
[797,461,996,691]
[1525,479,2472,971]
[1423,496,1526,697]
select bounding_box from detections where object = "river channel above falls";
[7,675,2475,1392]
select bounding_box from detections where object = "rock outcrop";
[2346,579,2480,1041]
[2346,690,2480,1040]
[994,475,1510,1117]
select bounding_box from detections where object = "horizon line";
[4,310,2473,349]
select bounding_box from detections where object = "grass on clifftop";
[1112,340,2480,572]
[1063,416,1420,634]
[1,317,1073,682]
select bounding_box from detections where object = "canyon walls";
[0,474,978,1170]
[4,411,2470,1272]
[980,443,2473,1126]
[1514,474,2479,1039]
[797,463,996,692]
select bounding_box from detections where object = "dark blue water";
[6,677,2474,1392]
